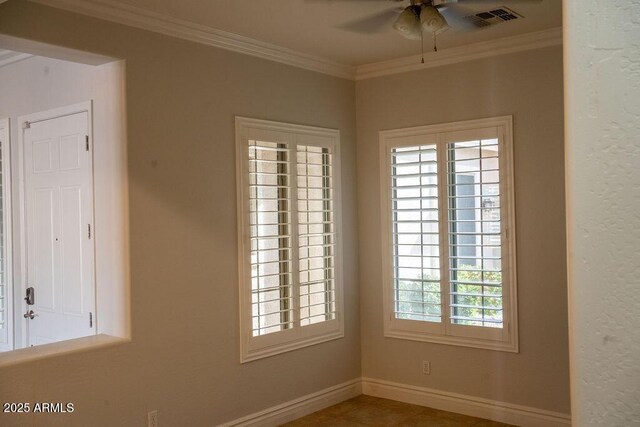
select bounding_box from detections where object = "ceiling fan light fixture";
[420,5,450,34]
[393,6,422,40]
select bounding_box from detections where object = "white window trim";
[235,117,344,363]
[379,116,518,353]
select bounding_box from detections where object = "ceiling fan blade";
[305,0,403,3]
[337,8,402,34]
[448,0,542,3]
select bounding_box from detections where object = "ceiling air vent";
[466,7,523,28]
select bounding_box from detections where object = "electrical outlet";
[422,360,431,375]
[148,410,158,427]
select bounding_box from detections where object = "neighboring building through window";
[380,116,518,352]
[236,117,343,362]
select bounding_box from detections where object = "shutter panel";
[248,139,294,336]
[248,140,339,335]
[0,139,5,331]
[390,145,442,323]
[447,138,503,328]
[297,145,336,325]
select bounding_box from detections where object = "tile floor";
[282,395,513,426]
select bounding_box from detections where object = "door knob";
[23,310,35,319]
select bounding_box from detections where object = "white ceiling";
[100,0,562,66]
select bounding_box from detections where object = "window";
[236,117,343,362]
[380,116,518,352]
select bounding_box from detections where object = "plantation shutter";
[297,145,337,326]
[248,138,295,336]
[0,131,11,352]
[389,141,443,329]
[244,127,339,337]
[447,134,504,329]
[383,119,516,348]
[0,139,4,331]
[238,118,343,362]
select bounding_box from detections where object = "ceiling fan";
[391,0,458,41]
[326,0,540,55]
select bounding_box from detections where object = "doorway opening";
[0,37,129,357]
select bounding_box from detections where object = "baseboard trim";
[219,377,570,427]
[361,378,571,427]
[219,379,361,427]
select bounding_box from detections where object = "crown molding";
[28,0,357,80]
[355,27,563,80]
[26,0,561,82]
[0,50,32,68]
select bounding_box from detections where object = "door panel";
[60,186,83,315]
[32,138,53,173]
[32,189,55,310]
[59,135,81,171]
[24,111,95,347]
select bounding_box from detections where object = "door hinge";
[88,224,91,239]
[89,312,93,328]
[23,121,31,130]
[85,135,89,151]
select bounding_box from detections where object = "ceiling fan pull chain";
[433,32,438,52]
[421,28,425,64]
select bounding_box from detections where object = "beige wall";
[356,46,570,414]
[0,0,572,423]
[0,2,359,426]
[564,2,640,424]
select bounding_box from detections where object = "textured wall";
[356,46,570,414]
[0,2,360,426]
[564,1,640,425]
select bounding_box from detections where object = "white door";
[23,111,95,346]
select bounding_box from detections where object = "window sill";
[0,334,130,368]
[242,322,344,363]
[384,328,518,353]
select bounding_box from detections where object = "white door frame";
[16,101,96,349]
[0,118,13,352]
